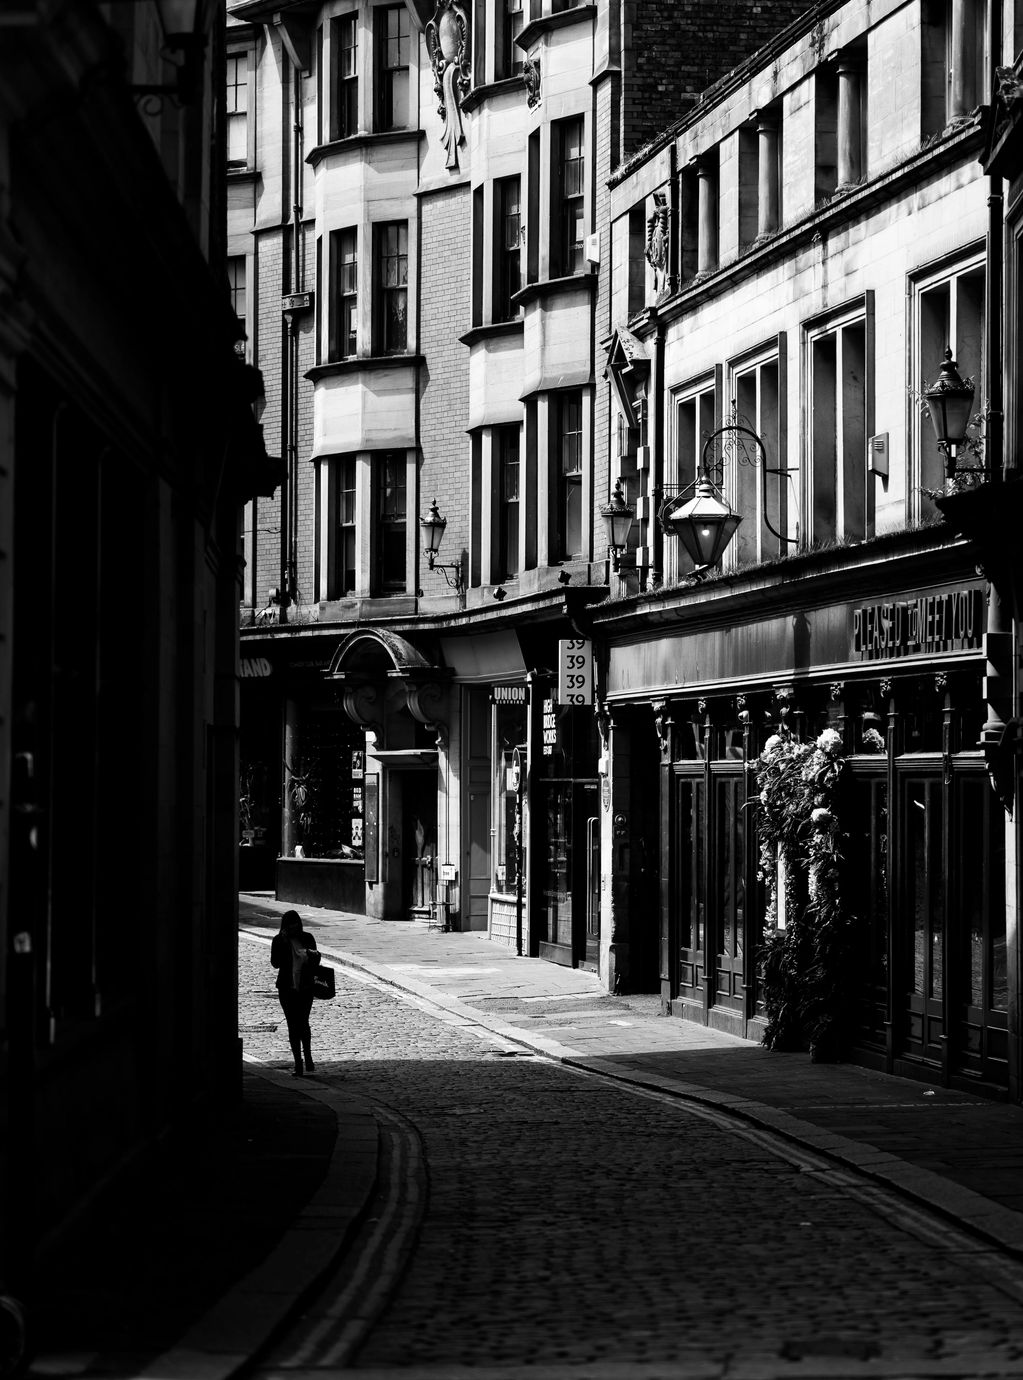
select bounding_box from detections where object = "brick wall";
[418,184,472,585]
[623,0,815,158]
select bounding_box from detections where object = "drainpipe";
[648,148,676,590]
[980,0,1009,763]
[649,320,665,588]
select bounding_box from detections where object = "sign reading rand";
[852,588,983,660]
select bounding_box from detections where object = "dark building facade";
[0,0,275,1348]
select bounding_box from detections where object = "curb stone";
[136,1063,379,1380]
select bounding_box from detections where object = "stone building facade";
[598,0,1023,1098]
[231,0,807,952]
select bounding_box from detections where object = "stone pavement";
[28,1063,377,1380]
[29,893,1023,1380]
[239,891,1023,1258]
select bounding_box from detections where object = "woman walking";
[271,910,320,1075]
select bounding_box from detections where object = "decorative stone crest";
[426,0,471,170]
[523,56,541,109]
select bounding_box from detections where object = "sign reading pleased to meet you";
[852,588,983,661]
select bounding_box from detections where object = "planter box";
[276,857,366,913]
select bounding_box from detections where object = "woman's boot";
[302,1039,314,1073]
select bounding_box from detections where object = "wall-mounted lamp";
[493,586,508,602]
[130,0,207,109]
[599,480,636,573]
[659,413,796,572]
[420,498,466,598]
[923,348,977,482]
[557,570,572,585]
[665,476,742,570]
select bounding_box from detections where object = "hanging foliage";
[756,727,863,1061]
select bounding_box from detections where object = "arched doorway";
[326,630,450,923]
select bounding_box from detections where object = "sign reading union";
[852,588,983,660]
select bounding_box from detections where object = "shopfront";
[597,543,1013,1094]
[530,690,601,969]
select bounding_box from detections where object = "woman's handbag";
[312,964,336,1000]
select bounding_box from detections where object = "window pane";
[340,16,357,75]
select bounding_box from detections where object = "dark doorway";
[399,770,437,920]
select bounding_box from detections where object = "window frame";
[669,372,721,582]
[494,176,522,321]
[376,450,408,592]
[555,390,584,560]
[554,116,586,279]
[330,11,359,141]
[494,423,522,580]
[376,4,411,132]
[225,47,253,168]
[329,227,359,360]
[727,336,789,567]
[910,247,986,520]
[803,293,875,546]
[374,221,409,355]
[497,0,524,79]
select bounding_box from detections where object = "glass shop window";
[285,711,365,859]
[494,703,527,892]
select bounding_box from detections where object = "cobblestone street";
[239,933,1023,1378]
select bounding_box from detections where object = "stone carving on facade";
[651,699,673,762]
[773,686,794,725]
[523,56,541,109]
[340,681,383,733]
[645,191,670,294]
[426,0,471,170]
[595,699,611,757]
[405,677,449,744]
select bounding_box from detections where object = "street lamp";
[659,416,794,572]
[923,348,976,482]
[599,480,636,572]
[665,474,742,570]
[130,0,207,107]
[420,498,465,597]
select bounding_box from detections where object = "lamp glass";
[157,0,202,38]
[420,499,447,557]
[923,349,975,447]
[667,478,742,568]
[599,480,636,553]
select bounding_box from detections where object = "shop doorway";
[894,761,1008,1090]
[537,779,599,967]
[397,769,437,922]
[463,687,491,932]
[672,767,747,1025]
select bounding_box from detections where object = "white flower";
[811,807,833,828]
[816,728,842,754]
[862,727,885,753]
[763,734,782,754]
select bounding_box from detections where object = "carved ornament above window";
[426,0,472,170]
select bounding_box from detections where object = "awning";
[439,630,526,683]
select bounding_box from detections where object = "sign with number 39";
[557,638,593,706]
